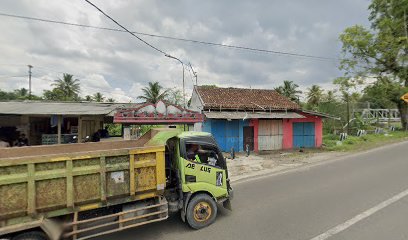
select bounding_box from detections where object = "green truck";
[0,129,233,240]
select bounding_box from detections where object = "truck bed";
[0,130,167,227]
[0,132,153,159]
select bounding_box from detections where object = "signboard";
[401,93,408,103]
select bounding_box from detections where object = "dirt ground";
[226,149,346,182]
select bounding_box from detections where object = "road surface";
[101,141,408,240]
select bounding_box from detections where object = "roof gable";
[195,86,299,110]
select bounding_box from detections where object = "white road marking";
[309,188,408,240]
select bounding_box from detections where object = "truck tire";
[12,231,48,240]
[186,194,217,229]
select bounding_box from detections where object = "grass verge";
[323,131,408,152]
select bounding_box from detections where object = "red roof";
[195,86,300,111]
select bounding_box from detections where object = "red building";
[190,86,334,152]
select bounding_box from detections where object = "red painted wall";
[282,114,323,149]
[249,119,259,152]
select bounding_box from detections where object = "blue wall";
[202,119,249,152]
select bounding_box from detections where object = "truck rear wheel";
[186,194,217,229]
[12,231,47,240]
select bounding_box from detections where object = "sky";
[0,0,371,102]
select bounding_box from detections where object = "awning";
[0,101,124,116]
[204,111,305,120]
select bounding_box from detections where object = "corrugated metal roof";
[204,111,305,119]
[300,110,340,120]
[0,101,127,115]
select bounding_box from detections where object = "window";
[185,142,225,169]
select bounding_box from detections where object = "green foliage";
[104,123,122,136]
[84,95,93,101]
[338,0,408,129]
[274,80,302,102]
[167,88,183,105]
[93,92,105,102]
[137,82,169,103]
[323,131,408,151]
[306,85,323,110]
[51,73,81,101]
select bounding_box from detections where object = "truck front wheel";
[12,231,47,240]
[186,194,217,229]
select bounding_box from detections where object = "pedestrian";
[15,134,29,147]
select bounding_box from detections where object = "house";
[0,101,123,145]
[190,86,331,152]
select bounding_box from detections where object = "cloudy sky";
[0,0,370,102]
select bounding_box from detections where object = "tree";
[274,80,302,102]
[84,95,93,101]
[14,88,28,98]
[168,88,183,105]
[93,92,105,102]
[106,98,116,103]
[323,90,337,103]
[361,77,401,109]
[43,88,65,101]
[306,85,323,109]
[338,0,408,129]
[52,73,80,101]
[137,82,169,103]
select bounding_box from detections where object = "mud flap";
[223,199,232,211]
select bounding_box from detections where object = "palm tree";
[306,85,323,108]
[84,95,93,101]
[324,90,337,102]
[52,73,80,101]
[106,98,116,103]
[274,80,302,102]
[93,92,105,102]
[137,82,169,103]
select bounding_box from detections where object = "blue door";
[211,120,240,152]
[211,120,226,151]
[226,120,240,152]
[293,122,315,148]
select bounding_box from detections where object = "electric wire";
[83,0,167,56]
[0,12,339,61]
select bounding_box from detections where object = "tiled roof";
[195,86,300,110]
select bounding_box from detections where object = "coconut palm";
[324,90,337,102]
[84,95,93,101]
[137,81,169,103]
[52,73,80,101]
[306,85,323,108]
[274,80,302,102]
[93,92,105,102]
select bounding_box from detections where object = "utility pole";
[188,62,198,86]
[346,93,350,134]
[165,54,186,108]
[28,65,33,99]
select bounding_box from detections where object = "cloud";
[0,0,371,101]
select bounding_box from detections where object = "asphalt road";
[101,141,408,240]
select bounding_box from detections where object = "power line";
[0,12,340,61]
[83,1,167,56]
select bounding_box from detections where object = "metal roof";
[204,111,305,119]
[300,110,340,120]
[0,101,126,116]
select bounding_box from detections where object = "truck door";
[180,140,229,199]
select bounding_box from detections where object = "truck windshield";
[184,142,225,169]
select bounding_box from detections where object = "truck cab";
[162,131,233,229]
